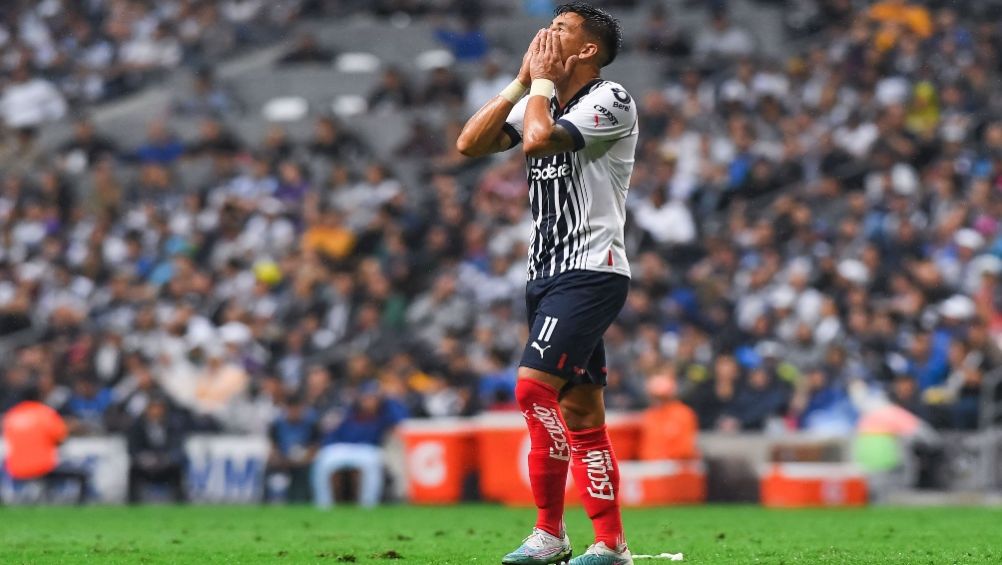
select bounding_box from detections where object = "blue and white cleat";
[501,527,573,565]
[568,542,634,565]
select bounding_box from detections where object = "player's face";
[548,13,595,64]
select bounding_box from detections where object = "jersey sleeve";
[556,83,638,151]
[502,95,529,147]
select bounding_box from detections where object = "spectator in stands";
[637,4,690,58]
[120,22,183,72]
[224,154,275,207]
[274,160,311,205]
[0,64,67,129]
[367,67,415,112]
[261,124,295,161]
[173,67,241,117]
[311,381,407,507]
[638,368,699,460]
[307,116,367,162]
[734,366,791,430]
[793,368,857,434]
[890,373,926,419]
[2,388,90,503]
[57,118,119,175]
[693,7,755,63]
[266,394,320,503]
[188,118,243,159]
[869,0,933,51]
[127,396,187,503]
[421,66,466,108]
[65,375,113,435]
[303,365,342,425]
[192,342,249,428]
[477,348,518,411]
[278,33,336,65]
[109,354,168,430]
[685,354,742,431]
[906,331,950,392]
[434,13,488,61]
[133,120,186,165]
[332,163,402,231]
[396,119,445,159]
[464,56,513,115]
[37,372,71,415]
[604,367,647,412]
[925,339,984,430]
[302,206,356,260]
[406,271,473,348]
[0,127,47,179]
[631,173,697,248]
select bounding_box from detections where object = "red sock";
[569,425,625,549]
[515,378,570,537]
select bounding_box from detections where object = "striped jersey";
[504,79,638,281]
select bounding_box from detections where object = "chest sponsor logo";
[529,162,572,181]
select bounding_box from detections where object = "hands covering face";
[525,29,579,83]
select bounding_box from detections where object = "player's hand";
[518,29,545,86]
[529,30,578,82]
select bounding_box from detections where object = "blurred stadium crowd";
[2,0,1002,501]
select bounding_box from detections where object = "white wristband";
[529,79,555,99]
[499,79,528,104]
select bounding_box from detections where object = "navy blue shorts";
[519,270,629,387]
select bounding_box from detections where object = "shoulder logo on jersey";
[610,87,631,112]
[528,162,571,181]
[593,104,619,126]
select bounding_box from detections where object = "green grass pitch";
[0,505,999,564]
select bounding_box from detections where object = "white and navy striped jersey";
[504,79,638,281]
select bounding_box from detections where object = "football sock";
[515,378,570,538]
[569,425,625,549]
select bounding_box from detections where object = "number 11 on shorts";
[538,316,559,342]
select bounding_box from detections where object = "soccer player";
[457,3,637,564]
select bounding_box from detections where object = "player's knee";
[516,366,540,383]
[515,378,544,409]
[515,368,565,406]
[515,372,562,409]
[560,399,605,431]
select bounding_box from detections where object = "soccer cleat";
[501,527,573,564]
[568,542,634,565]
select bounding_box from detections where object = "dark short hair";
[555,2,623,67]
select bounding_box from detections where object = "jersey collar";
[554,78,604,116]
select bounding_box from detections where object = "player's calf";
[568,425,625,551]
[515,377,571,537]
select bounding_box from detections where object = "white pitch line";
[633,552,684,561]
